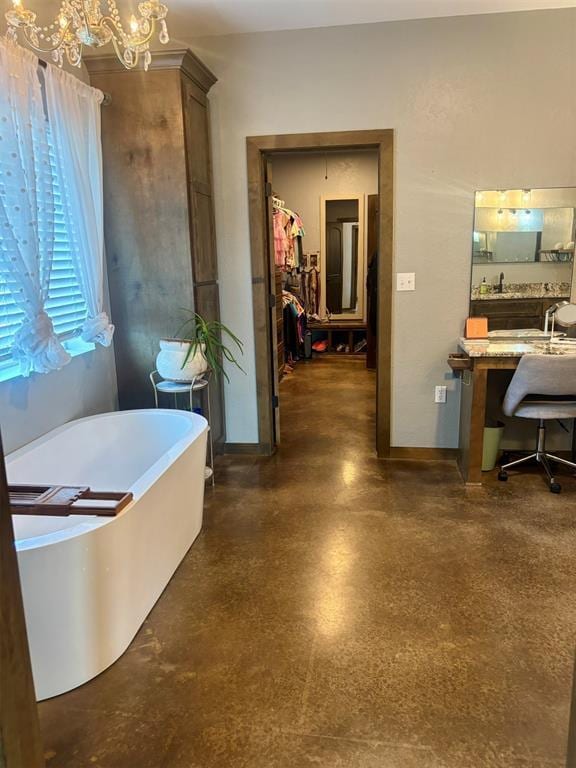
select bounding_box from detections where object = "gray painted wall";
[0,346,118,454]
[190,8,576,448]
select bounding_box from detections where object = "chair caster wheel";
[550,482,562,494]
[498,471,508,482]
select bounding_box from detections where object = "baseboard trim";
[389,447,458,461]
[223,442,272,455]
[222,444,457,460]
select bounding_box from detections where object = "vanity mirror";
[470,188,576,330]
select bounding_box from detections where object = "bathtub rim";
[8,409,208,552]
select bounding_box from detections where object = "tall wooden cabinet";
[86,50,225,447]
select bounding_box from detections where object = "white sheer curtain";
[0,39,70,375]
[44,65,114,347]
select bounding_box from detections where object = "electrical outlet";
[435,386,447,404]
[396,272,416,291]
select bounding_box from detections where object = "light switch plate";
[435,386,447,404]
[397,272,416,291]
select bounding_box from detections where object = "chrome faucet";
[497,272,504,294]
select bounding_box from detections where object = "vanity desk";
[451,338,575,484]
[458,185,576,484]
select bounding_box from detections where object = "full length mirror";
[470,188,576,330]
[321,196,366,320]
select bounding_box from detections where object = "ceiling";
[2,0,576,38]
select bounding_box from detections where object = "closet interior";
[269,150,379,380]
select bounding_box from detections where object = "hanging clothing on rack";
[273,196,306,271]
[306,268,320,316]
[289,213,306,270]
[273,209,291,268]
[282,289,307,364]
[301,253,320,317]
[283,267,303,298]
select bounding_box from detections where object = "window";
[0,43,111,379]
[0,126,90,380]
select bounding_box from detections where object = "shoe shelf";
[308,322,367,356]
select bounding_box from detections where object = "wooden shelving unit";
[309,321,367,356]
[538,249,574,262]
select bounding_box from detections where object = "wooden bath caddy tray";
[9,485,133,517]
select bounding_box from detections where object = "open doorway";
[269,150,379,450]
[246,130,393,457]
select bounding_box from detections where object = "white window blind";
[0,127,88,375]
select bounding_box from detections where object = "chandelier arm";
[108,31,140,69]
[66,42,84,67]
[99,15,157,49]
[19,21,74,55]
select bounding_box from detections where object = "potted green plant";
[156,311,244,383]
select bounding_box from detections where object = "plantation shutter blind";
[0,127,88,375]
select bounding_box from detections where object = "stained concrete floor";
[40,357,576,767]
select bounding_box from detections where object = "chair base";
[498,420,576,493]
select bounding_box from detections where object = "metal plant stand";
[149,370,215,486]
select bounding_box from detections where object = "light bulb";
[12,0,22,7]
[59,13,67,29]
[130,14,139,34]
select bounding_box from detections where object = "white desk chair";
[498,354,576,493]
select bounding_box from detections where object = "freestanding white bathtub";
[7,409,208,701]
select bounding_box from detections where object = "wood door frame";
[0,432,45,767]
[246,129,394,457]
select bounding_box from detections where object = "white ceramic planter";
[156,339,208,382]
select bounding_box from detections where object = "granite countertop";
[472,291,570,301]
[470,281,571,301]
[459,337,576,358]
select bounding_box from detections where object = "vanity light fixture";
[525,209,531,216]
[4,0,170,70]
[497,208,504,216]
[522,189,532,204]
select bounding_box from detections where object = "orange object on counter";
[465,317,488,339]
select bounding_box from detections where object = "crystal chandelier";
[5,1,170,70]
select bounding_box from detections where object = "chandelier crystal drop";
[5,1,170,70]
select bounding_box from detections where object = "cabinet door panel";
[194,283,224,445]
[183,82,211,187]
[488,316,542,331]
[471,299,542,317]
[190,186,218,284]
[182,72,224,447]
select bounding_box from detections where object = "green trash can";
[482,422,505,471]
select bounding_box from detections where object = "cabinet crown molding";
[85,48,217,93]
